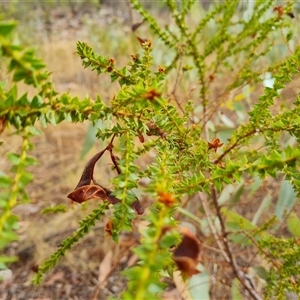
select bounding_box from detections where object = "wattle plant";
[1,1,300,299]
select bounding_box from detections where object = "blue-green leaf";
[275,180,296,222]
[189,264,210,300]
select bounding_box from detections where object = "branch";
[197,192,230,263]
[214,129,256,164]
[210,187,262,300]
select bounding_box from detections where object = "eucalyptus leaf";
[252,194,272,225]
[218,181,244,205]
[218,112,235,128]
[218,127,235,143]
[80,120,104,159]
[222,208,256,231]
[189,264,210,300]
[275,180,296,222]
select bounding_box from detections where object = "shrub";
[1,1,300,298]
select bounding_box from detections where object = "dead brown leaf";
[98,250,113,284]
[45,271,65,286]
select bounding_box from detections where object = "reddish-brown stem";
[106,138,144,214]
[214,129,256,164]
[107,144,122,175]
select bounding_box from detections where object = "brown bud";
[143,89,161,101]
[158,192,176,207]
[131,54,140,61]
[158,65,166,73]
[209,74,215,82]
[109,57,116,64]
[273,6,284,17]
[105,219,114,237]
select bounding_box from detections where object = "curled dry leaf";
[67,185,107,204]
[173,227,201,278]
[75,149,106,189]
[68,184,144,215]
[130,198,144,215]
[68,144,144,214]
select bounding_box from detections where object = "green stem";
[134,206,167,299]
[0,127,29,233]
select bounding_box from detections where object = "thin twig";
[107,135,144,214]
[92,243,138,300]
[170,54,186,116]
[210,187,262,300]
[214,128,256,164]
[108,146,122,175]
[197,192,230,263]
[241,230,281,269]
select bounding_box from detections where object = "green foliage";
[122,202,179,299]
[41,204,67,214]
[259,236,300,299]
[33,202,109,284]
[1,1,300,298]
[0,20,51,269]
